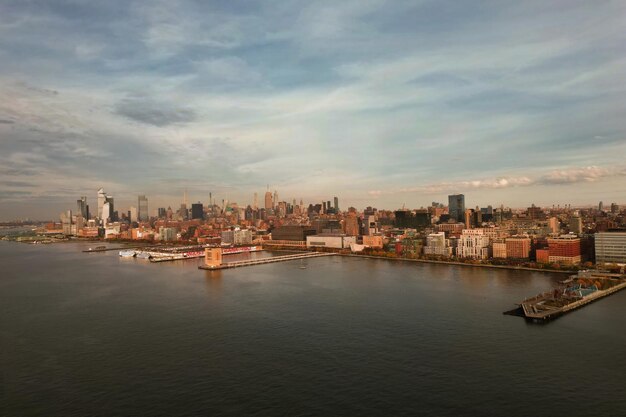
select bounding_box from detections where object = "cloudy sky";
[1,0,625,220]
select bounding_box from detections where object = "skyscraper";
[138,195,149,221]
[273,190,278,209]
[265,190,273,210]
[253,192,258,210]
[77,196,88,219]
[448,194,465,223]
[191,203,204,220]
[97,188,106,220]
[334,196,339,212]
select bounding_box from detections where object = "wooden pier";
[199,251,335,270]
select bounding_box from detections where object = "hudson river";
[2,241,625,416]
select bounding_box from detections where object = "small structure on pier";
[205,248,223,268]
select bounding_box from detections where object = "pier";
[199,251,335,270]
[515,271,626,322]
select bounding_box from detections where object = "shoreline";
[340,253,572,274]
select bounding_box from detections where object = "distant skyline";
[1,1,625,220]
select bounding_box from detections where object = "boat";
[136,252,151,259]
[119,250,136,258]
[96,246,106,250]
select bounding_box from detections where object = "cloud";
[114,96,195,127]
[537,166,617,185]
[377,166,626,196]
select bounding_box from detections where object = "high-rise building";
[569,214,582,235]
[548,217,560,234]
[595,232,626,264]
[334,197,339,212]
[599,201,604,212]
[191,203,204,220]
[273,191,278,209]
[77,196,88,219]
[138,195,149,222]
[448,194,465,223]
[129,206,138,222]
[97,188,106,220]
[264,190,273,210]
[102,202,111,226]
[253,193,258,210]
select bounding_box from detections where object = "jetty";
[199,250,334,270]
[514,271,626,322]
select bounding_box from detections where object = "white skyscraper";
[97,188,106,220]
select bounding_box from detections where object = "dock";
[199,251,335,270]
[514,271,626,322]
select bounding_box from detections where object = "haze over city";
[1,0,625,220]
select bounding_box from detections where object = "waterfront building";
[536,248,550,263]
[448,194,465,223]
[306,234,356,249]
[457,229,490,259]
[506,236,531,259]
[547,235,581,265]
[595,232,626,265]
[221,229,253,245]
[492,239,507,258]
[159,227,177,242]
[362,235,384,249]
[423,232,452,256]
[138,195,149,222]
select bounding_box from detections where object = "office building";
[191,203,204,220]
[77,196,88,219]
[264,191,273,210]
[129,206,138,222]
[334,197,339,212]
[97,188,106,220]
[448,194,465,223]
[595,232,626,264]
[138,195,149,222]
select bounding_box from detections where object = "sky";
[0,0,625,220]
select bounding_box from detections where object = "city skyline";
[1,1,626,220]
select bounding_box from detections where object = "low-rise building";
[306,234,356,249]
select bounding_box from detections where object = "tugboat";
[119,250,136,258]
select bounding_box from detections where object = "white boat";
[136,252,151,259]
[119,250,136,258]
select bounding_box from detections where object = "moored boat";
[119,250,136,258]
